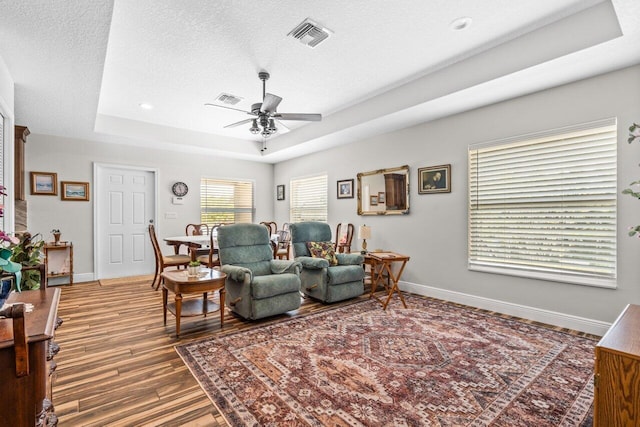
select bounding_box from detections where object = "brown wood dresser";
[0,288,61,426]
[594,303,640,426]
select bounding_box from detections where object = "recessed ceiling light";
[139,103,154,110]
[450,17,472,31]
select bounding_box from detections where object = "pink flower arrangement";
[0,185,19,245]
[0,185,22,291]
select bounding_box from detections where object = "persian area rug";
[176,295,596,427]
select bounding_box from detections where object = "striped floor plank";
[52,274,367,426]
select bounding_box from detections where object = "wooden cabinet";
[14,125,29,201]
[384,173,407,210]
[0,288,61,426]
[15,125,30,233]
[44,242,73,286]
[594,304,640,426]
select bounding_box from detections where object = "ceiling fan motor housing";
[251,103,263,114]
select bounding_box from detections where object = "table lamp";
[358,225,371,254]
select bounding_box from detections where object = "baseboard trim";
[73,273,95,283]
[400,281,610,336]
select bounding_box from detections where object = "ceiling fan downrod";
[258,71,270,100]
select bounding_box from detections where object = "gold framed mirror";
[357,165,409,215]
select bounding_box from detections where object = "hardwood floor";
[51,274,597,426]
[52,274,370,426]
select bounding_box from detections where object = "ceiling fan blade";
[204,103,253,114]
[274,119,290,131]
[224,118,255,128]
[274,113,322,121]
[261,93,282,113]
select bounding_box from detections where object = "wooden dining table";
[163,234,215,261]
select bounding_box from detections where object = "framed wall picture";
[277,184,285,201]
[61,181,90,201]
[30,171,58,195]
[337,179,354,199]
[378,192,386,204]
[370,194,378,206]
[418,164,451,194]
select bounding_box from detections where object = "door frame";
[93,162,158,280]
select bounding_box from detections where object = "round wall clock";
[172,181,188,197]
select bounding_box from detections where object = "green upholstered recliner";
[217,223,302,320]
[289,222,364,303]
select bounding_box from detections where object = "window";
[200,177,254,225]
[290,174,328,223]
[468,118,617,287]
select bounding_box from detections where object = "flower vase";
[54,233,61,245]
[0,277,12,306]
[187,265,199,276]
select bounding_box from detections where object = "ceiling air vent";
[215,93,242,105]
[287,18,332,48]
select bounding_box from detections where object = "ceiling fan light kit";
[207,71,322,140]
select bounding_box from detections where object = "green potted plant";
[10,232,45,290]
[187,260,201,277]
[623,123,640,237]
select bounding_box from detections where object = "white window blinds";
[290,174,328,223]
[468,118,617,287]
[200,177,254,225]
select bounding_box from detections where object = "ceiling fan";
[205,71,322,139]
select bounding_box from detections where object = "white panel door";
[95,164,156,279]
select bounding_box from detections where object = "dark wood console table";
[0,288,61,426]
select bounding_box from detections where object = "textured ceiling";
[1,0,639,163]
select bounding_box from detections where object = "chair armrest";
[336,253,364,265]
[295,256,330,269]
[221,265,252,283]
[270,259,302,275]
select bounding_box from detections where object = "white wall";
[275,65,640,329]
[25,135,273,280]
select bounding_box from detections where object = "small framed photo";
[370,195,378,206]
[337,179,354,199]
[378,192,386,204]
[61,181,90,201]
[418,164,451,194]
[276,184,285,201]
[30,171,58,195]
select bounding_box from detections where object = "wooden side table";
[366,252,410,310]
[161,268,226,338]
[44,242,73,286]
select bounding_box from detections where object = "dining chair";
[275,229,291,259]
[186,223,209,236]
[197,224,223,268]
[148,224,191,290]
[186,223,210,257]
[260,221,279,258]
[260,221,278,235]
[335,223,355,253]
